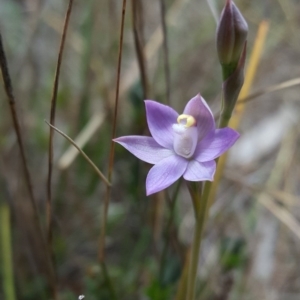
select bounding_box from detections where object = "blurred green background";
[1,0,300,299]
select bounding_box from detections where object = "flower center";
[172,114,198,159]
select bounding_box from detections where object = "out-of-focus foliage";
[1,0,300,299]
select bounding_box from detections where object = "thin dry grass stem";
[45,121,111,187]
[43,12,83,53]
[225,172,300,208]
[76,0,99,130]
[58,112,106,170]
[257,132,300,240]
[0,32,37,232]
[15,2,44,78]
[98,0,127,263]
[143,0,187,64]
[160,0,171,105]
[214,77,300,120]
[268,190,299,207]
[0,203,16,300]
[259,196,300,240]
[43,12,104,164]
[66,0,188,150]
[122,0,187,97]
[131,0,149,99]
[238,77,300,104]
[205,0,218,24]
[276,0,298,46]
[0,32,56,299]
[46,0,74,291]
[228,20,269,129]
[208,20,269,208]
[228,131,300,240]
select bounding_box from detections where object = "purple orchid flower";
[114,94,239,196]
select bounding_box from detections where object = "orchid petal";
[183,160,216,181]
[194,128,239,162]
[145,100,178,149]
[146,155,187,195]
[114,136,174,164]
[183,94,215,140]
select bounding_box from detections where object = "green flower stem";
[185,182,210,300]
[203,106,231,211]
[185,133,231,300]
[159,180,182,282]
[0,203,16,300]
[184,60,239,299]
[185,93,233,300]
[219,110,231,129]
[175,252,190,300]
[187,182,202,215]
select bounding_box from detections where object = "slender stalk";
[185,182,210,300]
[97,3,127,298]
[0,203,16,300]
[46,3,73,298]
[46,0,74,255]
[151,3,170,242]
[76,0,97,130]
[45,121,111,187]
[186,183,208,300]
[186,219,202,299]
[183,14,262,300]
[175,249,191,300]
[0,32,37,236]
[159,180,182,282]
[207,22,269,209]
[218,98,231,134]
[0,32,56,297]
[237,77,300,105]
[98,0,127,263]
[187,182,202,214]
[131,0,149,99]
[150,0,171,246]
[183,91,232,300]
[160,0,171,105]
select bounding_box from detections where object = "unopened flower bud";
[221,43,246,122]
[216,0,248,66]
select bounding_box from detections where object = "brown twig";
[237,77,300,104]
[131,0,149,99]
[46,0,74,276]
[213,77,300,120]
[160,0,171,105]
[76,0,99,130]
[0,33,37,227]
[0,32,57,299]
[45,121,111,187]
[98,0,127,263]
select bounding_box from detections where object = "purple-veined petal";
[183,94,215,141]
[145,100,178,149]
[183,160,216,181]
[114,136,174,164]
[146,155,188,195]
[194,128,240,162]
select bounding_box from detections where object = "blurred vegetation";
[1,0,300,299]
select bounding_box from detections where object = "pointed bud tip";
[216,0,248,65]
